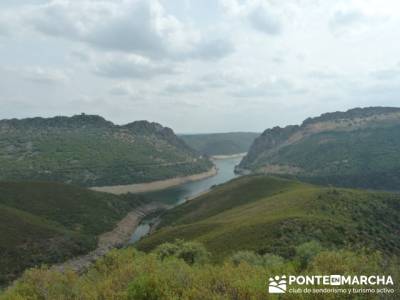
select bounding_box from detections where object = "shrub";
[295,240,323,269]
[153,239,210,265]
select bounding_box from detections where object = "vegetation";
[1,240,398,299]
[238,106,400,190]
[137,175,400,261]
[0,181,150,285]
[0,114,212,187]
[180,132,259,156]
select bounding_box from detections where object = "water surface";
[130,156,241,243]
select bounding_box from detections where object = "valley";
[1,108,400,299]
[130,156,242,243]
[180,132,259,156]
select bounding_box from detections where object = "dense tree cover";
[0,181,151,285]
[0,114,212,187]
[1,240,398,299]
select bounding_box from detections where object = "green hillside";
[0,181,147,285]
[238,107,400,190]
[180,132,259,156]
[137,175,400,260]
[2,177,399,299]
[0,114,212,187]
[2,243,398,300]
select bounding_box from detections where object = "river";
[130,156,242,243]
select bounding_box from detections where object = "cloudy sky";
[1,0,400,133]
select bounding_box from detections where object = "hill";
[137,175,400,260]
[0,181,148,285]
[237,106,400,190]
[2,177,399,299]
[2,242,398,299]
[180,132,259,156]
[0,114,212,187]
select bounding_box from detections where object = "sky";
[1,0,400,133]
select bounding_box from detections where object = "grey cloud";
[24,0,233,61]
[308,70,340,80]
[370,69,400,80]
[163,83,205,95]
[346,81,400,107]
[330,10,365,26]
[108,85,131,96]
[248,7,282,35]
[70,50,90,62]
[272,57,285,64]
[199,72,244,89]
[84,1,167,59]
[11,67,70,85]
[231,79,307,98]
[0,22,9,36]
[187,38,234,61]
[94,56,176,79]
[329,10,369,34]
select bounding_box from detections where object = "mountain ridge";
[180,132,259,156]
[237,106,400,189]
[0,114,212,187]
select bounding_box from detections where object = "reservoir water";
[130,156,242,243]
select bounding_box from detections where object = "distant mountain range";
[0,114,212,186]
[180,132,259,156]
[237,107,400,190]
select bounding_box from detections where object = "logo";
[267,274,394,295]
[269,275,287,293]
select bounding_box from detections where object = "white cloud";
[94,54,177,79]
[1,0,400,132]
[23,0,233,61]
[163,82,205,95]
[219,0,283,35]
[248,5,282,35]
[10,66,70,85]
[231,77,307,98]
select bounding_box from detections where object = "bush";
[229,251,285,269]
[295,240,323,269]
[230,251,264,266]
[1,243,398,300]
[153,239,210,265]
[127,275,163,300]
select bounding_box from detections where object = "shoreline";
[90,166,217,195]
[211,152,247,160]
[53,203,166,273]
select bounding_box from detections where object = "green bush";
[295,240,323,269]
[154,239,210,265]
[1,243,398,300]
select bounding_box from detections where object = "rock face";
[237,107,400,189]
[0,114,212,186]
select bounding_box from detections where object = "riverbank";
[211,152,247,160]
[129,156,243,243]
[53,203,167,273]
[90,166,217,195]
[141,179,227,241]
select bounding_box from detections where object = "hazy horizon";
[2,106,400,135]
[1,0,400,133]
